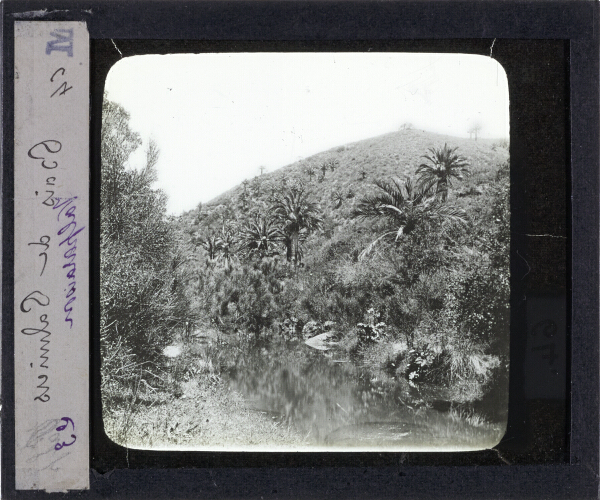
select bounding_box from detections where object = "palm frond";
[272,185,323,232]
[353,175,468,257]
[237,214,283,257]
[432,204,469,225]
[358,230,398,260]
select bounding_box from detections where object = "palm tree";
[238,214,282,259]
[271,185,323,266]
[280,232,308,264]
[304,164,316,182]
[319,162,328,180]
[199,234,221,266]
[331,189,344,209]
[416,144,469,201]
[352,177,467,258]
[468,124,482,141]
[216,223,237,271]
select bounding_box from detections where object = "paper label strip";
[14,21,90,491]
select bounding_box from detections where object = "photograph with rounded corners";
[100,52,510,451]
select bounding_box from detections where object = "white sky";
[105,53,509,215]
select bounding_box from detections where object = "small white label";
[14,21,89,491]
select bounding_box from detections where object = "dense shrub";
[101,98,191,388]
[444,180,510,353]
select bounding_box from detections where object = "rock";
[305,332,338,351]
[302,320,323,339]
[163,345,181,358]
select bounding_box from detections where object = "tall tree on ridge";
[416,143,470,202]
[272,184,323,266]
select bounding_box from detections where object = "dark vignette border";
[2,1,598,499]
[90,37,566,469]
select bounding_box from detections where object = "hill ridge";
[183,129,507,220]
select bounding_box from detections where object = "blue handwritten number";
[54,417,76,451]
[46,29,73,57]
[56,417,74,431]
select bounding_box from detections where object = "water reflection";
[227,340,440,446]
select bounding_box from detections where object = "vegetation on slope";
[176,128,510,412]
[101,96,510,448]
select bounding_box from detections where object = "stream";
[226,339,505,449]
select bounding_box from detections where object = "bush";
[196,257,290,336]
[445,180,510,353]
[404,344,446,384]
[101,98,191,387]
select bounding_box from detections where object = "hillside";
[102,97,511,451]
[179,129,508,236]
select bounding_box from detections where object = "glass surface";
[100,53,510,451]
